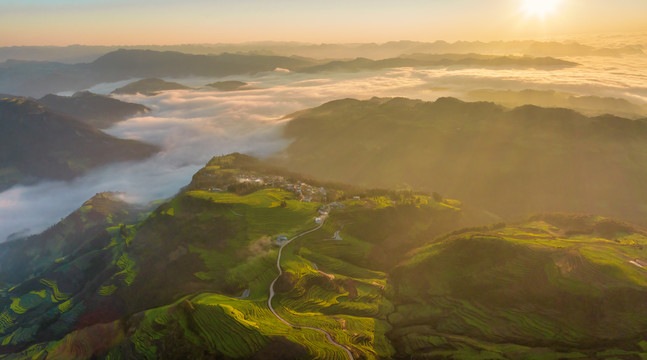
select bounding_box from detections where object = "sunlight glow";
[521,0,562,19]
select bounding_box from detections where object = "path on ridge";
[267,214,354,360]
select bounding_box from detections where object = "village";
[241,173,328,202]
[195,169,353,246]
[201,171,332,204]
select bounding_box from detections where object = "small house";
[276,235,289,245]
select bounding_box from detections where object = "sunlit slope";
[277,96,647,226]
[0,154,321,354]
[9,152,647,358]
[270,193,461,359]
[0,192,139,285]
[41,193,458,359]
[389,214,647,358]
[0,153,463,358]
[0,193,148,354]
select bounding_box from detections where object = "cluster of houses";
[285,182,327,203]
[314,206,329,224]
[232,173,328,202]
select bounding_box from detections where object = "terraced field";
[0,154,465,359]
[389,214,647,358]
[5,155,645,359]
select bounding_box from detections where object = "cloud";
[1,53,646,241]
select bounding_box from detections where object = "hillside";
[1,154,647,358]
[0,154,462,359]
[110,78,192,96]
[38,91,150,128]
[0,98,159,191]
[275,96,647,226]
[0,192,141,285]
[300,54,578,73]
[389,214,647,358]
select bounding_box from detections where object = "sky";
[1,0,647,46]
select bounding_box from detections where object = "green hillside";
[3,154,647,359]
[0,154,462,359]
[389,214,647,359]
[275,96,647,226]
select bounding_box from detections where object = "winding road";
[267,214,355,360]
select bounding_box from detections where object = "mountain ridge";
[0,40,641,63]
[1,49,583,97]
[0,97,159,191]
[38,91,150,128]
[301,53,578,73]
[276,96,647,227]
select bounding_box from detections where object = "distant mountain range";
[1,154,646,359]
[0,49,580,97]
[0,40,642,63]
[38,91,150,128]
[301,53,578,73]
[274,96,647,226]
[467,88,647,118]
[0,97,158,191]
[0,50,313,97]
[89,50,311,80]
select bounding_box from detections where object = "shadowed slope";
[277,96,647,226]
[38,91,150,128]
[0,98,159,191]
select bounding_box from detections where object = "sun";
[521,0,561,19]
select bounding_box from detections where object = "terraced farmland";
[389,214,647,358]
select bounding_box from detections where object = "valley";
[2,154,647,358]
[0,8,646,356]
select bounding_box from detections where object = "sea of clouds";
[1,53,646,241]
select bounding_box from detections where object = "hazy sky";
[1,0,646,45]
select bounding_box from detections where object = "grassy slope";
[389,214,647,359]
[0,155,464,359]
[0,193,151,353]
[7,154,647,359]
